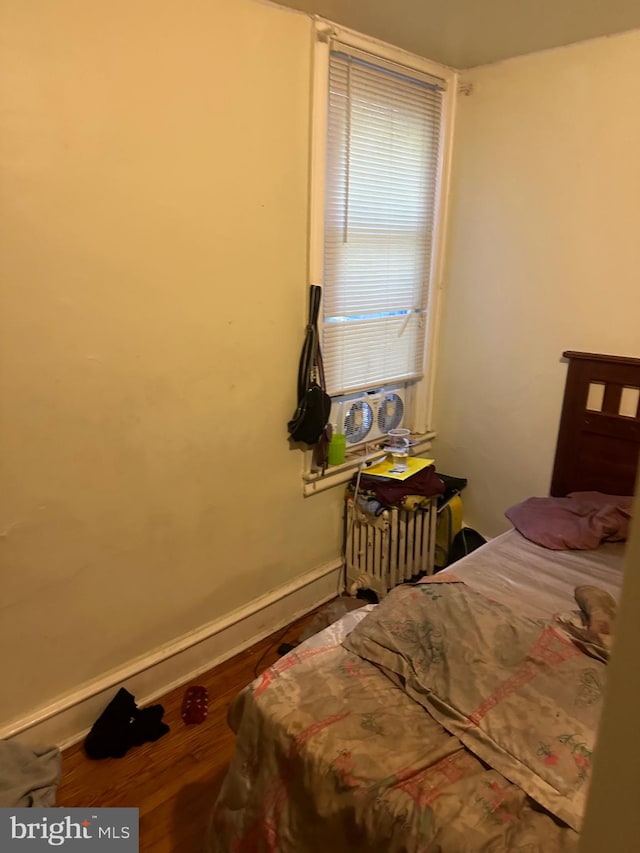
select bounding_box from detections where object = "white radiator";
[345,498,437,599]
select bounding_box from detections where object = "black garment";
[84,688,169,760]
[359,464,445,507]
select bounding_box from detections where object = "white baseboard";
[2,559,343,750]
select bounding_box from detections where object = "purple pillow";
[505,492,633,550]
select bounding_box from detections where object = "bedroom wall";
[433,29,640,537]
[0,0,344,731]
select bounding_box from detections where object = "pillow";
[568,491,633,512]
[505,492,633,550]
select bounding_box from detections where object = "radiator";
[345,497,437,599]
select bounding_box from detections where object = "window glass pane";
[322,52,443,396]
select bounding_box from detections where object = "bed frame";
[551,351,640,497]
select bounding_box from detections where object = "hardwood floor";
[56,607,326,852]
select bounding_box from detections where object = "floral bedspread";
[344,583,606,832]
[207,581,599,851]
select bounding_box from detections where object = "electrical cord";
[341,461,367,596]
[344,462,365,547]
[461,526,470,557]
[253,624,297,679]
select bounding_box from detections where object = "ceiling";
[274,0,640,68]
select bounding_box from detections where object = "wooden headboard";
[551,351,640,497]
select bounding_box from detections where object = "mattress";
[209,532,625,853]
[435,529,624,617]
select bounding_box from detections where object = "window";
[310,23,455,433]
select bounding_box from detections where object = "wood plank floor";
[57,607,327,852]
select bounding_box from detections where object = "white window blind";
[323,48,444,397]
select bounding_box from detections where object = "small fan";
[343,400,373,444]
[377,392,405,434]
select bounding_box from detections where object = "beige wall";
[433,30,640,536]
[0,0,344,727]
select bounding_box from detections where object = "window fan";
[377,392,404,435]
[330,385,408,447]
[343,399,374,444]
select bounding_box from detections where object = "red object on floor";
[181,686,208,725]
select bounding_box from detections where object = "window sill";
[302,431,437,497]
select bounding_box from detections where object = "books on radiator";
[364,456,435,481]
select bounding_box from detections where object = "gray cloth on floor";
[0,740,62,807]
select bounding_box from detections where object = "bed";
[208,351,639,852]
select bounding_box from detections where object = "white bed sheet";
[445,528,625,619]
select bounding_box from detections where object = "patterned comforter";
[208,581,606,852]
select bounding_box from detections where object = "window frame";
[303,20,457,495]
